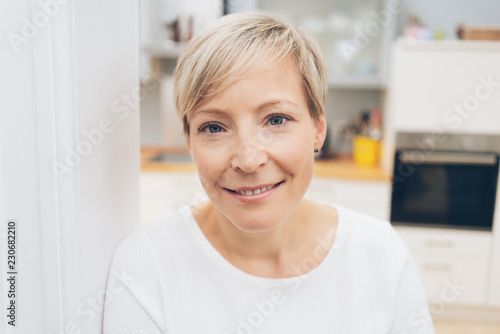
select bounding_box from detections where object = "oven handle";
[399,151,498,165]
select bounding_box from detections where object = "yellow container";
[353,136,381,167]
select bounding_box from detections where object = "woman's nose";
[230,133,268,173]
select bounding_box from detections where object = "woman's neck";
[191,199,337,278]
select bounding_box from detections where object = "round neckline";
[180,201,346,287]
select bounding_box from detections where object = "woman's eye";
[208,124,222,133]
[267,114,291,127]
[269,116,284,126]
[200,123,223,134]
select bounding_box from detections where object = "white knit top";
[103,202,435,333]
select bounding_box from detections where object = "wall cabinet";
[259,0,399,88]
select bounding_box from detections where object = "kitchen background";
[138,0,500,332]
[1,0,498,332]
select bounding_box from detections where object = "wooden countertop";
[141,146,197,173]
[312,156,391,181]
[141,146,391,181]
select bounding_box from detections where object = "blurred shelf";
[395,38,500,52]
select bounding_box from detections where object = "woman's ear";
[314,115,327,150]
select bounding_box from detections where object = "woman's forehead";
[189,57,305,117]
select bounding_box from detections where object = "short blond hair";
[173,11,327,136]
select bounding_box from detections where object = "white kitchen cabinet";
[394,225,493,307]
[413,258,489,307]
[394,226,492,262]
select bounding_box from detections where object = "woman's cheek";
[192,141,223,185]
[273,130,312,162]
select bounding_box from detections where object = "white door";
[0,0,140,332]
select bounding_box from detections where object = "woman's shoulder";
[103,209,190,333]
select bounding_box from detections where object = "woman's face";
[187,56,327,232]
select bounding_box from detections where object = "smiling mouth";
[225,181,284,196]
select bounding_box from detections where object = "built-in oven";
[390,132,500,231]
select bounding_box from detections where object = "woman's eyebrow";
[257,99,298,111]
[190,108,227,120]
[191,99,298,120]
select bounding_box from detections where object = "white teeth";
[234,183,279,196]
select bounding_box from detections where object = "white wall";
[0,0,140,332]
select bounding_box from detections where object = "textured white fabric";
[103,202,435,333]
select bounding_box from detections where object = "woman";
[103,12,434,334]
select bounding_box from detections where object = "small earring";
[314,148,319,153]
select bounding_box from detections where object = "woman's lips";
[225,181,284,203]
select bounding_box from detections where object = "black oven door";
[391,150,499,231]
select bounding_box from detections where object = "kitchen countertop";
[141,146,391,181]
